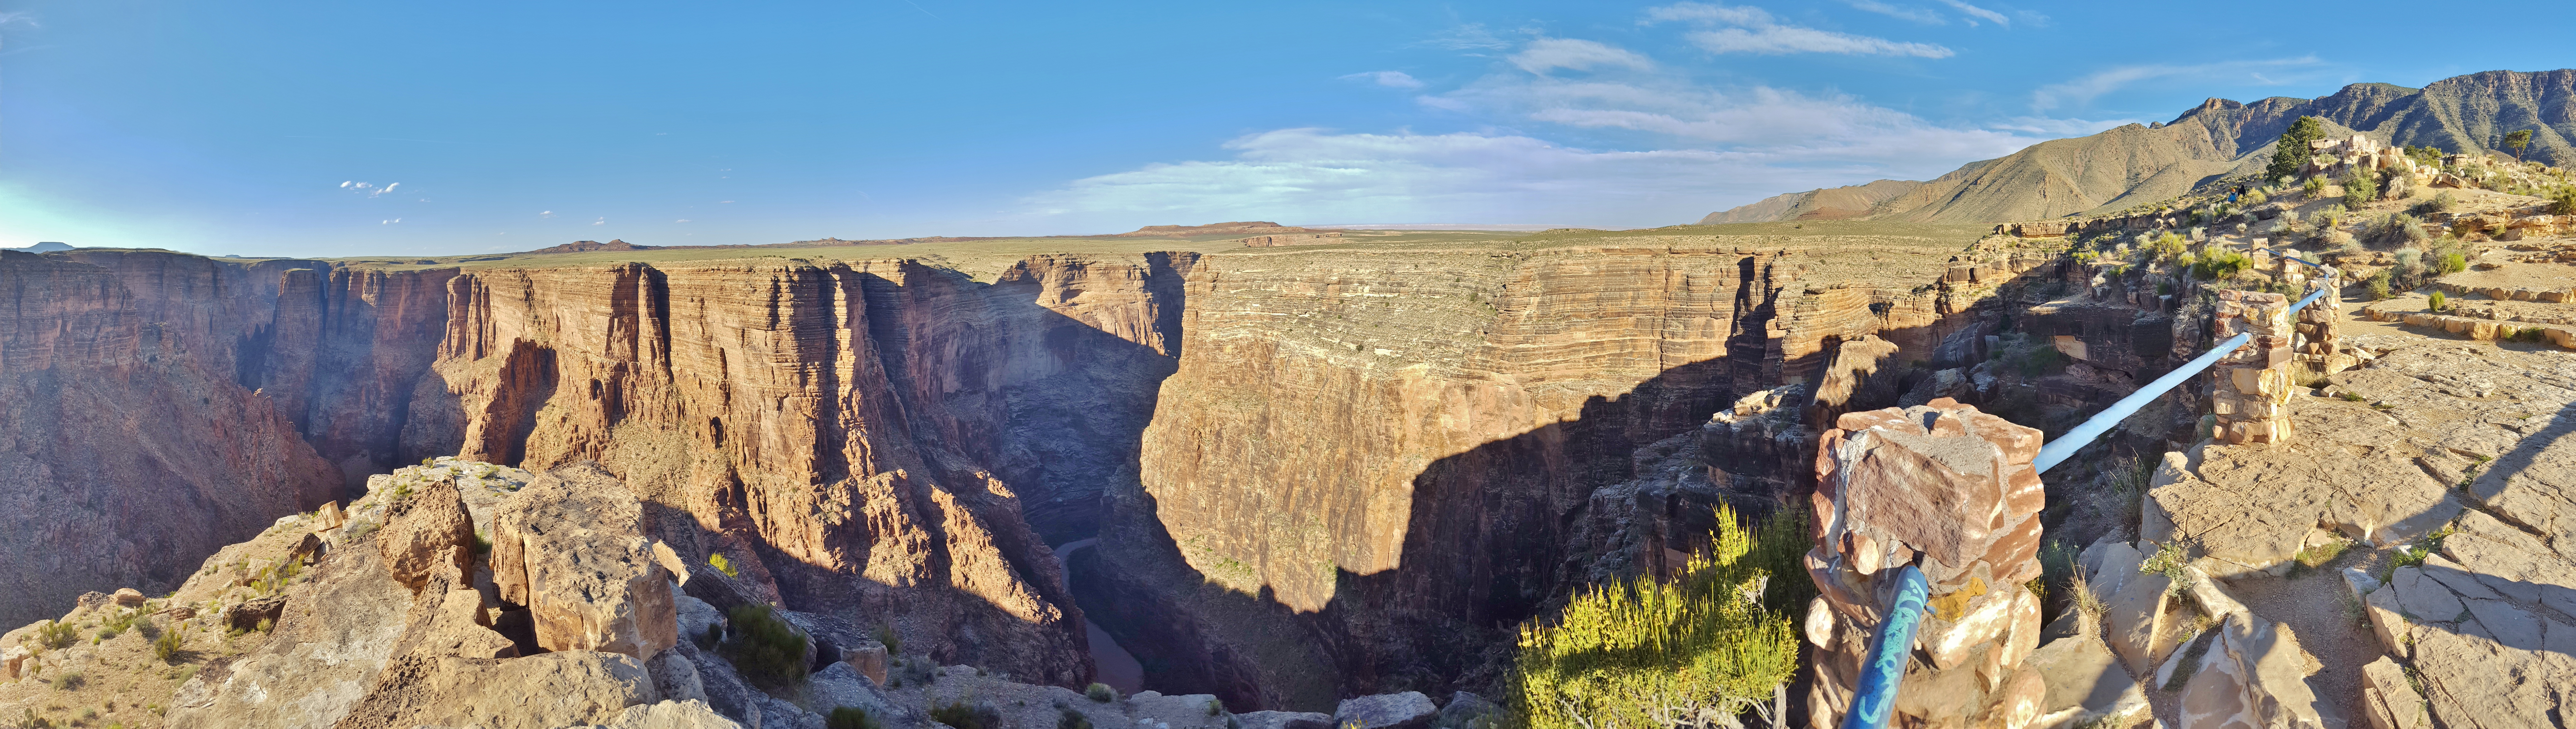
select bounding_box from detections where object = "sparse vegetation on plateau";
[1085,683,1117,702]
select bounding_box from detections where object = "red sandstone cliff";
[0,250,341,627]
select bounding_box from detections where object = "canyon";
[1,223,2085,711]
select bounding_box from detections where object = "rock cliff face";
[1082,239,2024,709]
[4,230,2091,708]
[0,250,341,628]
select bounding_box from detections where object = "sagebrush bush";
[2409,191,2458,216]
[34,620,76,649]
[1059,708,1094,729]
[722,604,808,689]
[2344,169,2380,205]
[1085,683,1117,702]
[153,628,183,662]
[2366,270,2393,301]
[930,701,1001,729]
[2428,290,2447,312]
[2549,187,2576,215]
[1508,504,1803,729]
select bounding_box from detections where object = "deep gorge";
[0,233,2168,711]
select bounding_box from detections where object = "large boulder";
[330,651,663,729]
[490,462,679,659]
[803,662,902,719]
[2358,656,2429,729]
[2175,614,2331,729]
[1336,691,1437,729]
[2021,633,2146,728]
[377,476,478,594]
[581,700,746,729]
[1237,711,1336,729]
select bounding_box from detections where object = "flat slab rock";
[1336,691,1437,729]
[2142,342,2576,579]
[2146,342,2576,728]
[2366,508,2576,728]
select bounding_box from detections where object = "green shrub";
[1058,708,1094,729]
[1086,683,1117,702]
[34,620,76,649]
[2191,250,2252,281]
[2303,176,2327,196]
[874,623,902,655]
[1508,504,1802,729]
[828,707,884,729]
[2436,252,2467,275]
[721,604,808,689]
[50,671,82,691]
[153,629,183,662]
[2340,391,2368,403]
[2409,191,2459,216]
[2549,187,2576,215]
[930,701,1001,729]
[2345,169,2380,205]
[2428,290,2447,312]
[708,553,739,578]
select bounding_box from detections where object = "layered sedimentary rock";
[403,255,1204,685]
[1092,240,2015,709]
[0,250,342,627]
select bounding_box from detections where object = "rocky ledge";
[0,458,1490,729]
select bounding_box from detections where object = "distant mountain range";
[4,242,75,253]
[1701,69,2576,225]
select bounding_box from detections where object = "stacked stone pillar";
[1803,399,2048,729]
[2210,289,2295,444]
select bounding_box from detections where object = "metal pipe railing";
[1841,259,2341,727]
[1838,565,1927,729]
[2033,262,2336,474]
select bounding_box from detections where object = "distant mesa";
[5,241,75,253]
[520,239,657,255]
[1241,232,1344,247]
[1113,221,1317,238]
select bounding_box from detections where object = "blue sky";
[2,1,2571,257]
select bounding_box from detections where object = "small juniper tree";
[2505,129,2534,162]
[2268,117,2328,183]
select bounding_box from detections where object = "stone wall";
[1802,399,2048,728]
[2209,290,2296,444]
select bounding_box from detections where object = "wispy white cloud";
[1646,2,1953,58]
[591,217,605,226]
[1509,38,1654,74]
[539,210,555,218]
[1688,27,1952,57]
[1340,70,1425,89]
[1419,23,1512,51]
[1842,0,1946,24]
[2031,56,2321,111]
[1642,2,1773,25]
[338,180,402,198]
[1934,0,2009,26]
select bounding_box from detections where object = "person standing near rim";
[2229,184,2244,204]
